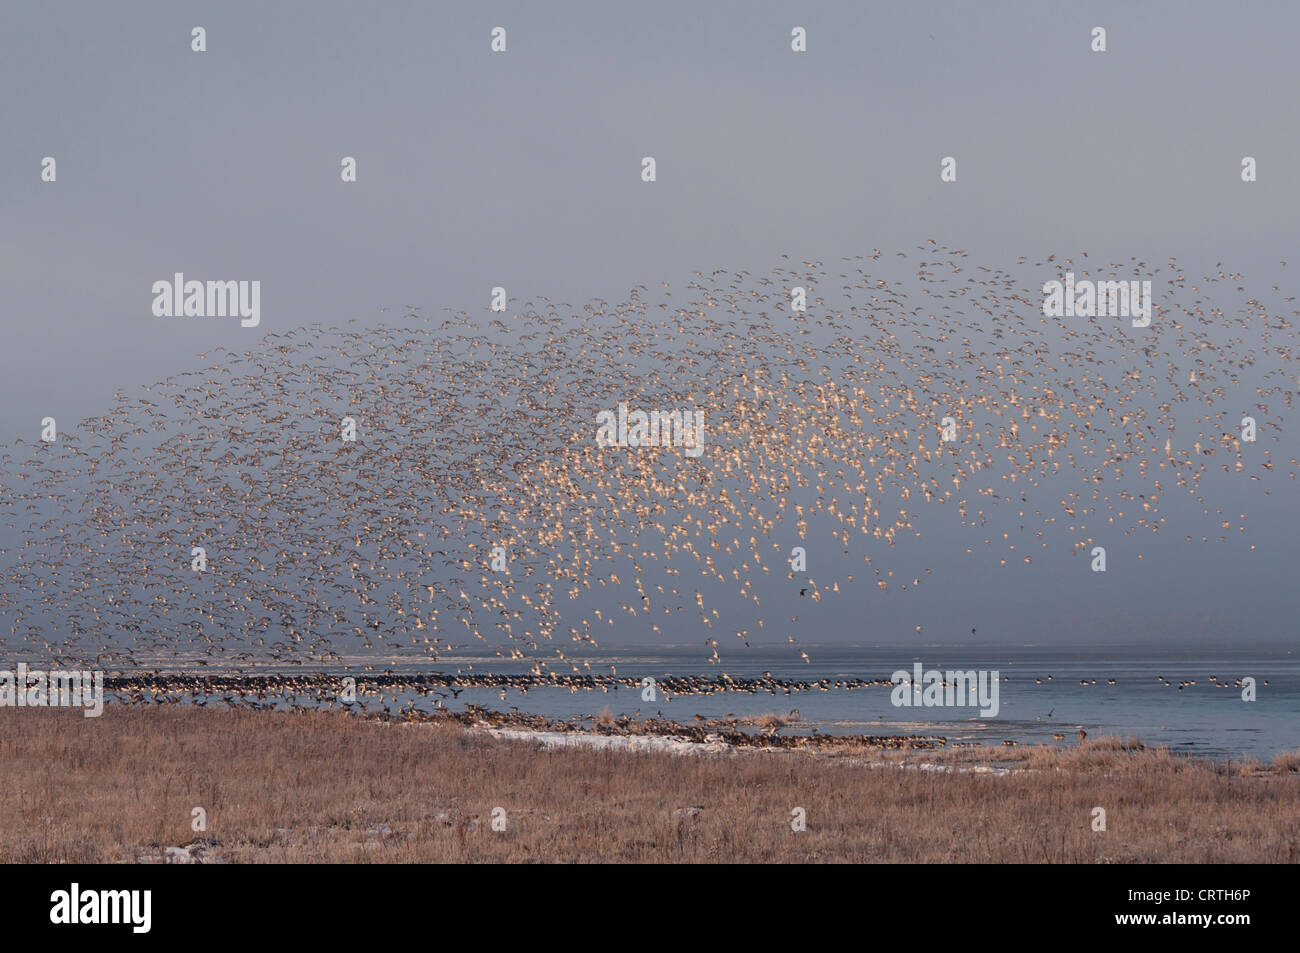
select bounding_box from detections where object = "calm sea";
[256,639,1300,761]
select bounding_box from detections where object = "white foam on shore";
[482,726,732,755]
[473,724,1017,774]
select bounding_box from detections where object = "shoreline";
[451,709,1297,775]
[82,689,1300,767]
[20,681,1295,766]
[14,666,1289,762]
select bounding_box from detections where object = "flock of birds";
[0,245,1294,700]
[95,670,895,707]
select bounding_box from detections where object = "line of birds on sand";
[0,244,1295,683]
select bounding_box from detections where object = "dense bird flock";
[0,245,1294,673]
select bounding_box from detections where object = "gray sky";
[4,0,1297,438]
[2,1,1298,652]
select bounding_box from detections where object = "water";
[195,639,1300,761]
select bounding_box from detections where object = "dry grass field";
[2,707,1298,863]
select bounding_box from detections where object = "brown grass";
[1272,748,1300,773]
[739,710,802,730]
[2,707,1298,863]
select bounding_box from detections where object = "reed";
[2,707,1296,863]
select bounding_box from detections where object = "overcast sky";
[3,2,1298,650]
[4,1,1297,437]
